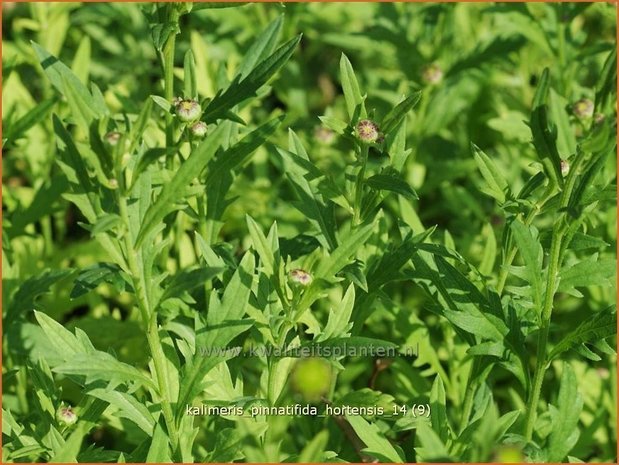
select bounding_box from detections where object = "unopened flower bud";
[572,98,594,120]
[175,98,201,122]
[593,113,605,125]
[104,131,121,146]
[314,126,335,145]
[422,63,443,85]
[108,178,119,189]
[56,406,77,426]
[290,268,312,286]
[355,119,380,144]
[189,121,207,138]
[560,160,570,177]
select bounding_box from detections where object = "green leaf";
[246,215,275,274]
[549,88,577,158]
[128,98,154,155]
[314,220,376,281]
[297,430,329,463]
[70,262,128,299]
[530,68,563,188]
[54,352,157,392]
[381,92,421,135]
[366,173,418,200]
[548,307,617,361]
[159,266,224,305]
[202,35,301,123]
[4,97,58,143]
[32,42,105,119]
[238,15,283,79]
[184,49,197,100]
[8,270,72,325]
[61,74,96,131]
[339,53,366,120]
[34,310,89,362]
[558,254,615,295]
[415,420,452,462]
[430,375,451,444]
[146,421,172,462]
[547,363,583,462]
[347,415,403,463]
[319,284,355,341]
[510,220,544,311]
[87,389,155,434]
[135,123,228,246]
[318,115,348,134]
[472,144,509,203]
[204,115,283,188]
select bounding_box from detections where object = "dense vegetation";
[2,2,617,463]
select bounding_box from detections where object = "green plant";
[2,2,616,463]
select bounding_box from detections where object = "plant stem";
[522,151,586,440]
[162,6,180,149]
[117,190,180,454]
[353,145,369,226]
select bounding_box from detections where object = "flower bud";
[108,178,119,189]
[290,358,333,403]
[290,268,312,286]
[104,131,121,146]
[572,98,594,120]
[355,119,380,144]
[314,126,335,145]
[174,98,201,122]
[189,121,207,138]
[56,405,77,426]
[593,113,605,126]
[560,160,570,177]
[422,63,443,85]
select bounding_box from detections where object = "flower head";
[314,126,335,145]
[355,119,380,144]
[56,405,78,426]
[104,131,121,146]
[190,121,207,138]
[422,63,443,85]
[593,113,605,126]
[560,160,570,177]
[572,98,594,120]
[289,268,312,286]
[175,98,201,122]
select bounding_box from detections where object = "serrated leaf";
[70,262,128,299]
[366,173,418,200]
[339,53,366,120]
[146,421,172,462]
[135,123,228,246]
[347,415,403,463]
[548,307,617,361]
[319,284,355,341]
[510,219,544,312]
[159,266,224,305]
[32,41,104,119]
[547,363,583,462]
[202,35,301,123]
[430,375,451,444]
[87,389,155,434]
[558,254,615,293]
[54,352,157,392]
[184,49,197,100]
[8,270,72,325]
[381,92,421,135]
[238,15,283,79]
[472,144,509,203]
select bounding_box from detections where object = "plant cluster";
[2,2,617,463]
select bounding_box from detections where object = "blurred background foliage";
[2,2,617,462]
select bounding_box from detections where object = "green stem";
[162,6,180,150]
[117,190,180,454]
[522,151,586,441]
[353,145,369,226]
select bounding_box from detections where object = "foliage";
[2,2,616,463]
